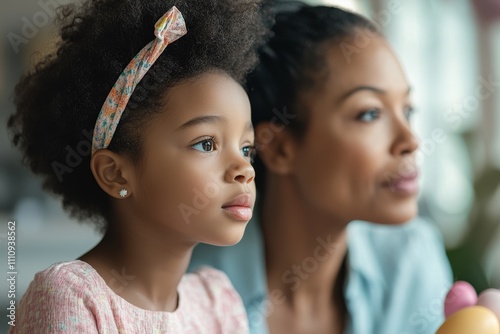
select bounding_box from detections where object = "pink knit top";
[10,261,249,333]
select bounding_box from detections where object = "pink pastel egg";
[444,281,478,318]
[477,289,500,322]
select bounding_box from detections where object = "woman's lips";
[382,171,419,195]
[222,194,253,221]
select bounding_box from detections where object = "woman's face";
[289,34,419,225]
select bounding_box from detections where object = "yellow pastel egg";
[436,306,500,334]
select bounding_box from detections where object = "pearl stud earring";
[119,188,128,198]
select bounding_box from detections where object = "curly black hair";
[246,2,379,193]
[8,0,265,229]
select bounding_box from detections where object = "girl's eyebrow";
[178,115,254,133]
[245,121,254,133]
[179,115,226,129]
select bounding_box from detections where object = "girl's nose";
[224,156,255,184]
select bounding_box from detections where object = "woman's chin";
[376,204,418,225]
[357,199,418,226]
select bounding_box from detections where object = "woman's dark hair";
[246,2,379,193]
[8,0,265,229]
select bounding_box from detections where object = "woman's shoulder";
[346,219,452,334]
[347,218,452,283]
[347,218,449,267]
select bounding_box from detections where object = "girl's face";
[287,35,419,225]
[129,72,256,246]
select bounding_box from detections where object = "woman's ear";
[255,122,297,175]
[90,149,136,199]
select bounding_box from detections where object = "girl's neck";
[261,176,348,311]
[79,208,196,312]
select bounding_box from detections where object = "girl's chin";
[199,224,248,247]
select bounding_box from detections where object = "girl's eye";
[241,145,257,162]
[357,109,380,122]
[192,138,216,152]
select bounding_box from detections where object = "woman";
[189,3,452,334]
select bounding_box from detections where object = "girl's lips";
[222,193,253,221]
[382,171,419,195]
[222,193,253,208]
[222,206,253,221]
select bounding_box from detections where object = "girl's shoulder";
[18,260,107,312]
[30,260,103,288]
[180,266,249,333]
[21,260,106,303]
[11,261,106,333]
[182,266,245,307]
[185,266,235,289]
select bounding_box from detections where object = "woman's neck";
[261,176,348,320]
[79,206,196,312]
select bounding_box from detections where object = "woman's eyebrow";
[340,86,386,102]
[179,115,226,129]
[339,86,411,102]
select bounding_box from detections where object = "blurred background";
[0,0,499,332]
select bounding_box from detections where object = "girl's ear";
[255,122,297,175]
[90,150,136,199]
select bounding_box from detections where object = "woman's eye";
[357,109,380,122]
[405,106,416,121]
[241,145,257,162]
[192,138,216,152]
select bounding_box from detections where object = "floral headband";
[91,6,187,155]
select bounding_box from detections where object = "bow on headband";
[92,6,187,154]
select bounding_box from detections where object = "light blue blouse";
[188,218,452,334]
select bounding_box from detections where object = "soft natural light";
[322,0,361,12]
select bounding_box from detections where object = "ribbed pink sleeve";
[10,263,100,333]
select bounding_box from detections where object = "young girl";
[8,0,265,332]
[190,3,453,334]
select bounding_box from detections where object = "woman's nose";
[390,117,419,157]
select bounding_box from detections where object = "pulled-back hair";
[246,2,379,193]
